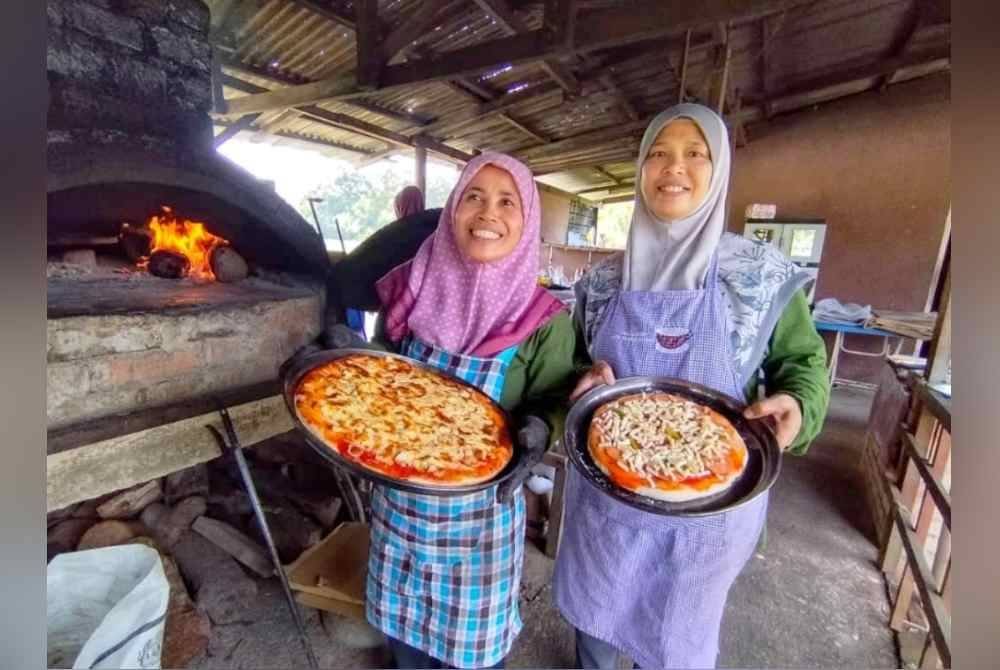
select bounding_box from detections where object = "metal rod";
[306,197,327,244]
[209,411,320,669]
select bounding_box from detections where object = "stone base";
[47,276,322,430]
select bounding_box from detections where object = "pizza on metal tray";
[587,392,747,502]
[294,354,512,487]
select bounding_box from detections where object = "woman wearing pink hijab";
[369,153,578,669]
[394,184,426,219]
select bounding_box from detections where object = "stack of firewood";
[46,430,345,668]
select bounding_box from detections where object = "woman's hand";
[570,361,616,402]
[743,393,802,451]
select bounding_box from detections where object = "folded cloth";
[813,297,872,325]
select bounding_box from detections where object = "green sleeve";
[500,311,579,444]
[758,290,831,455]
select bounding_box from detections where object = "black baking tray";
[281,348,540,497]
[563,376,781,516]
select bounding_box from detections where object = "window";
[566,198,598,246]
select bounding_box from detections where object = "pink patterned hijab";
[376,152,563,357]
[393,185,425,219]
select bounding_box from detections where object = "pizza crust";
[587,392,747,502]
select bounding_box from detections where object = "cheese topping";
[593,393,734,486]
[294,355,509,479]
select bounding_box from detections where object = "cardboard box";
[287,522,369,617]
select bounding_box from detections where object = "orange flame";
[140,206,228,280]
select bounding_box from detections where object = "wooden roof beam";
[499,113,551,143]
[209,0,261,53]
[212,114,259,149]
[472,0,580,94]
[382,0,457,64]
[599,73,639,121]
[707,23,732,114]
[221,70,432,126]
[879,0,926,91]
[517,116,651,160]
[225,0,813,116]
[576,178,636,196]
[414,80,562,138]
[741,45,951,110]
[287,0,357,32]
[354,0,381,88]
[760,16,773,118]
[599,193,640,205]
[218,74,473,162]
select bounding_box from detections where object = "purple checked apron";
[366,337,525,669]
[553,256,768,669]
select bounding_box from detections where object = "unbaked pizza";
[587,392,747,502]
[293,354,512,487]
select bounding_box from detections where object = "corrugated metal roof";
[206,0,950,196]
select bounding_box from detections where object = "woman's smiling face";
[640,118,714,221]
[452,165,524,263]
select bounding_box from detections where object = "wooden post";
[414,145,427,196]
[678,29,691,104]
[924,207,951,312]
[926,265,951,385]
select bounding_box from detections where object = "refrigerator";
[743,218,827,303]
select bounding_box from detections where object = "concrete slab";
[718,387,898,669]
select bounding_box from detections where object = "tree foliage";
[596,201,634,249]
[297,163,456,251]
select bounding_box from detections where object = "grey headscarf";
[622,103,731,291]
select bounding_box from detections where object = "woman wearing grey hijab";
[553,104,830,669]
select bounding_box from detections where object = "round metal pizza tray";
[563,376,782,517]
[280,348,536,497]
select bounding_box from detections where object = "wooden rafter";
[287,0,357,32]
[219,74,473,162]
[221,64,433,126]
[517,116,651,160]
[382,0,455,64]
[742,45,950,110]
[576,178,635,196]
[708,23,732,114]
[471,0,580,94]
[879,0,925,91]
[499,113,551,143]
[414,80,563,139]
[212,114,259,149]
[760,16,773,118]
[593,166,621,185]
[271,130,377,155]
[599,193,639,205]
[677,29,691,104]
[210,0,260,52]
[523,45,949,174]
[599,73,639,121]
[224,0,810,115]
[355,0,381,88]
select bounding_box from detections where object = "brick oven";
[46,0,328,511]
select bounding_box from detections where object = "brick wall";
[47,0,214,148]
[47,294,323,430]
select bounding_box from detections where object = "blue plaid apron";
[366,337,525,669]
[553,255,769,669]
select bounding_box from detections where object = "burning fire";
[137,206,229,280]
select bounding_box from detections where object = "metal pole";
[306,197,326,243]
[209,410,320,669]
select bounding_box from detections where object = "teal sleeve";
[760,290,831,455]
